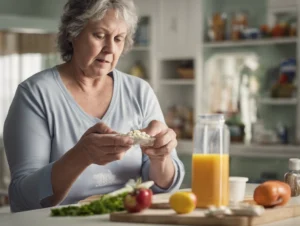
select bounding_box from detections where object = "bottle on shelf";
[284,158,300,197]
[134,17,149,47]
[276,122,288,144]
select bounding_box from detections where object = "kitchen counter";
[2,184,300,226]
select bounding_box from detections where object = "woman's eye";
[95,34,105,39]
[115,37,124,42]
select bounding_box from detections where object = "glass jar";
[192,114,230,208]
[284,158,300,197]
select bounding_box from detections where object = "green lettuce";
[50,192,128,217]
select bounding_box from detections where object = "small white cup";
[229,176,249,205]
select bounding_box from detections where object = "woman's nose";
[103,38,115,54]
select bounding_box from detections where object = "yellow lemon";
[169,191,197,214]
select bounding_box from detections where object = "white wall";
[0,0,38,16]
[32,0,67,19]
[0,0,63,32]
[0,14,59,32]
[0,0,65,18]
[0,0,156,32]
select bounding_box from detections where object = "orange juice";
[191,153,229,208]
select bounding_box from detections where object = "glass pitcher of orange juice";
[192,114,230,208]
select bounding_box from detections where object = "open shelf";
[204,37,297,48]
[0,189,8,196]
[176,140,300,158]
[131,46,150,51]
[160,79,195,85]
[231,143,300,152]
[258,98,297,105]
[230,143,300,158]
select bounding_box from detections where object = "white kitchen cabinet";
[147,0,300,155]
[198,0,300,152]
[117,0,159,91]
[267,0,297,10]
[151,0,203,141]
[157,0,201,59]
[154,57,198,141]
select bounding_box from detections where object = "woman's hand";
[75,122,134,165]
[141,120,177,162]
[141,120,177,188]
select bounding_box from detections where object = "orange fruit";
[169,191,197,214]
[253,180,291,207]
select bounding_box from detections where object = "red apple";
[124,188,153,213]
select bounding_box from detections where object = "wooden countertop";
[2,184,300,226]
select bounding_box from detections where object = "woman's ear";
[68,34,75,46]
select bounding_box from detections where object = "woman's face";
[71,9,127,76]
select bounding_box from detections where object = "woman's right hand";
[74,122,134,165]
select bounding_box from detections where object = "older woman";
[3,0,185,212]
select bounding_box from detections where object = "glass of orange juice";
[192,114,230,208]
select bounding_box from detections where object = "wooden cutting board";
[78,189,254,209]
[110,204,300,226]
[79,191,300,225]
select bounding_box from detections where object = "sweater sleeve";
[3,85,54,212]
[140,83,185,193]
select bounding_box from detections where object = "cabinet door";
[134,0,157,17]
[268,0,297,9]
[158,0,200,58]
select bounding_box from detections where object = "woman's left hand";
[141,120,177,162]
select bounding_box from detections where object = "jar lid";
[289,158,300,170]
[197,114,225,124]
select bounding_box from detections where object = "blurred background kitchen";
[0,0,300,208]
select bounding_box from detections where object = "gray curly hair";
[57,0,138,62]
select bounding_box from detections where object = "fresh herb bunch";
[51,192,128,217]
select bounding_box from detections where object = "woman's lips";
[97,59,109,63]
